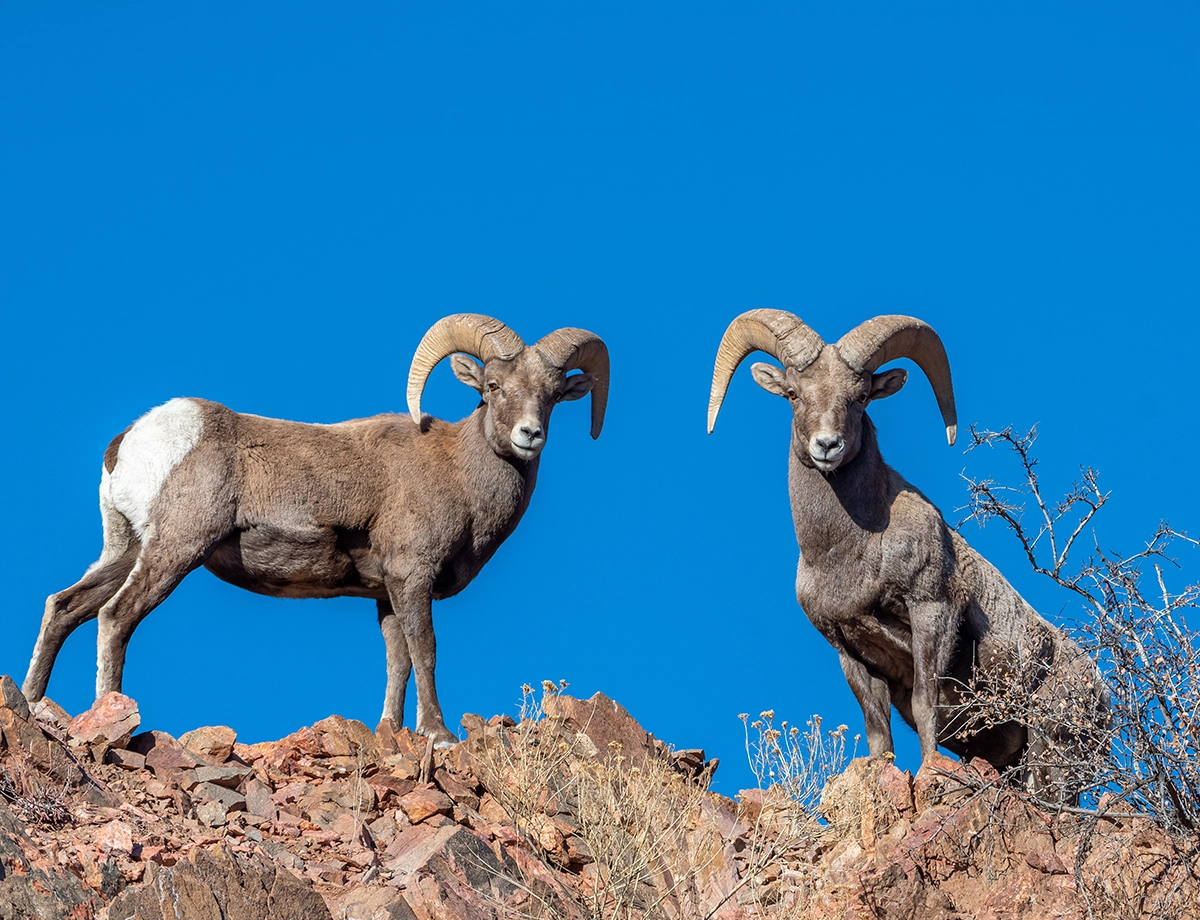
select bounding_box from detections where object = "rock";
[196,800,231,827]
[0,674,32,721]
[184,763,253,790]
[96,818,135,856]
[542,691,664,767]
[129,729,203,781]
[179,724,237,763]
[30,696,72,730]
[913,751,969,811]
[0,799,98,918]
[328,885,420,920]
[104,846,333,920]
[370,772,418,803]
[105,747,147,770]
[376,717,402,755]
[398,785,454,824]
[298,777,375,830]
[433,766,480,811]
[243,777,278,820]
[0,678,88,790]
[312,714,381,766]
[821,757,915,850]
[193,782,247,811]
[68,691,140,753]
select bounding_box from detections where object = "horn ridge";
[406,314,525,425]
[534,328,610,439]
[835,315,958,445]
[707,309,825,434]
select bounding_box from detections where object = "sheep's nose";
[519,424,543,441]
[814,434,844,453]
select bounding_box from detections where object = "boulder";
[179,724,237,763]
[103,846,333,920]
[69,691,140,753]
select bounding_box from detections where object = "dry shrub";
[0,757,70,826]
[473,681,722,920]
[956,424,1200,916]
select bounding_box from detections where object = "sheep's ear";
[869,368,907,402]
[750,362,789,398]
[559,372,594,402]
[450,354,486,393]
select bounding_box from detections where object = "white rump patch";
[105,398,204,539]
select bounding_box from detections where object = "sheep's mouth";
[812,458,841,473]
[510,441,544,460]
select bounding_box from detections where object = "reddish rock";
[68,691,140,751]
[243,777,277,820]
[104,747,147,771]
[477,792,509,825]
[327,885,420,920]
[398,785,455,824]
[369,772,417,803]
[129,730,203,781]
[433,766,481,811]
[376,717,401,756]
[30,696,72,730]
[542,690,663,767]
[96,819,134,856]
[912,751,967,811]
[184,763,252,790]
[312,714,381,765]
[104,846,333,920]
[178,725,237,763]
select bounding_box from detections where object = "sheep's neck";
[789,415,891,556]
[455,409,539,546]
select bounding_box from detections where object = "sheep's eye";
[786,389,797,400]
[487,382,501,393]
[553,389,565,402]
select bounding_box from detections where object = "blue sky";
[2,3,1197,795]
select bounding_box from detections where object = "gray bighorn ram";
[708,309,1108,787]
[25,314,608,745]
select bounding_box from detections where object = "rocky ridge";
[0,674,1194,919]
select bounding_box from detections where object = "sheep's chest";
[796,556,915,680]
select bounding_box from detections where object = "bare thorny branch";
[954,424,1200,913]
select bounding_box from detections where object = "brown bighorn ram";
[25,314,609,745]
[708,310,1108,790]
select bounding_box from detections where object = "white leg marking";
[107,398,204,539]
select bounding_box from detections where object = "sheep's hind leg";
[94,540,206,698]
[24,546,139,702]
[377,597,413,731]
[910,602,958,761]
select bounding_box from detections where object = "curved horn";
[707,309,825,434]
[407,314,526,425]
[534,328,610,439]
[835,315,957,445]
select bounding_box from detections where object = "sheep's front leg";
[384,578,456,746]
[838,648,894,756]
[909,601,957,760]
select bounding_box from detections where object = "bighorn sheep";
[708,310,1108,786]
[25,314,608,745]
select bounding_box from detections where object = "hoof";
[420,726,458,748]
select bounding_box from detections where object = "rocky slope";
[0,674,1194,919]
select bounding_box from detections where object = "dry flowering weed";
[734,710,856,917]
[473,681,722,920]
